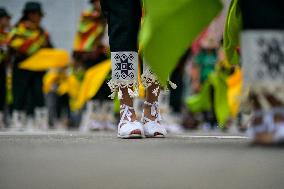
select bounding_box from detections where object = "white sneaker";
[88,120,104,131]
[79,101,100,132]
[35,108,49,131]
[117,104,144,139]
[142,101,167,138]
[11,111,26,131]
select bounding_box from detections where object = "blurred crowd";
[0,0,243,134]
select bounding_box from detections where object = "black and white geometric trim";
[112,52,138,81]
[240,31,284,108]
[108,52,138,99]
[241,31,284,82]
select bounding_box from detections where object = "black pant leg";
[100,0,141,52]
[240,0,284,30]
[0,67,6,111]
[12,67,31,111]
[33,72,45,108]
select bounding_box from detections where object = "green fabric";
[72,68,85,82]
[79,21,91,33]
[84,34,96,51]
[140,0,223,85]
[8,23,48,56]
[113,96,120,114]
[186,70,230,127]
[6,84,12,105]
[223,0,242,65]
[195,51,217,83]
[186,81,211,113]
[209,72,230,127]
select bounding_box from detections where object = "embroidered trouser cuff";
[108,52,139,99]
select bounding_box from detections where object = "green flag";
[140,0,223,85]
[223,0,242,65]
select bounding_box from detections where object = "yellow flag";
[19,48,69,71]
[227,67,242,117]
[73,59,111,110]
[57,74,80,98]
[43,70,60,94]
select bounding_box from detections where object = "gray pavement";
[0,131,284,189]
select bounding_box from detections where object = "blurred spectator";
[194,41,218,130]
[73,0,107,70]
[8,1,52,130]
[73,0,113,131]
[0,7,11,129]
[44,68,71,130]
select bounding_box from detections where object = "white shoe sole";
[117,133,144,139]
[145,134,165,138]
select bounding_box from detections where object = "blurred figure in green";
[194,40,218,130]
[195,46,218,84]
[8,1,52,130]
[0,7,11,129]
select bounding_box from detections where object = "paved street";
[0,131,283,189]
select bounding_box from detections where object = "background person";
[0,7,11,129]
[8,1,52,130]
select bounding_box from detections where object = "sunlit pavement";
[0,131,283,189]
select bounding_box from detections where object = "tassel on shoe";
[118,89,123,99]
[128,88,138,98]
[108,91,117,99]
[169,80,177,89]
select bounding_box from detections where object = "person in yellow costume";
[8,2,52,130]
[0,8,11,129]
[73,0,114,131]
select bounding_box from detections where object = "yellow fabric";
[227,67,242,117]
[6,71,12,104]
[19,48,69,71]
[73,59,111,110]
[73,24,103,52]
[57,74,80,98]
[137,57,145,98]
[8,23,49,55]
[43,70,60,94]
[0,30,8,45]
